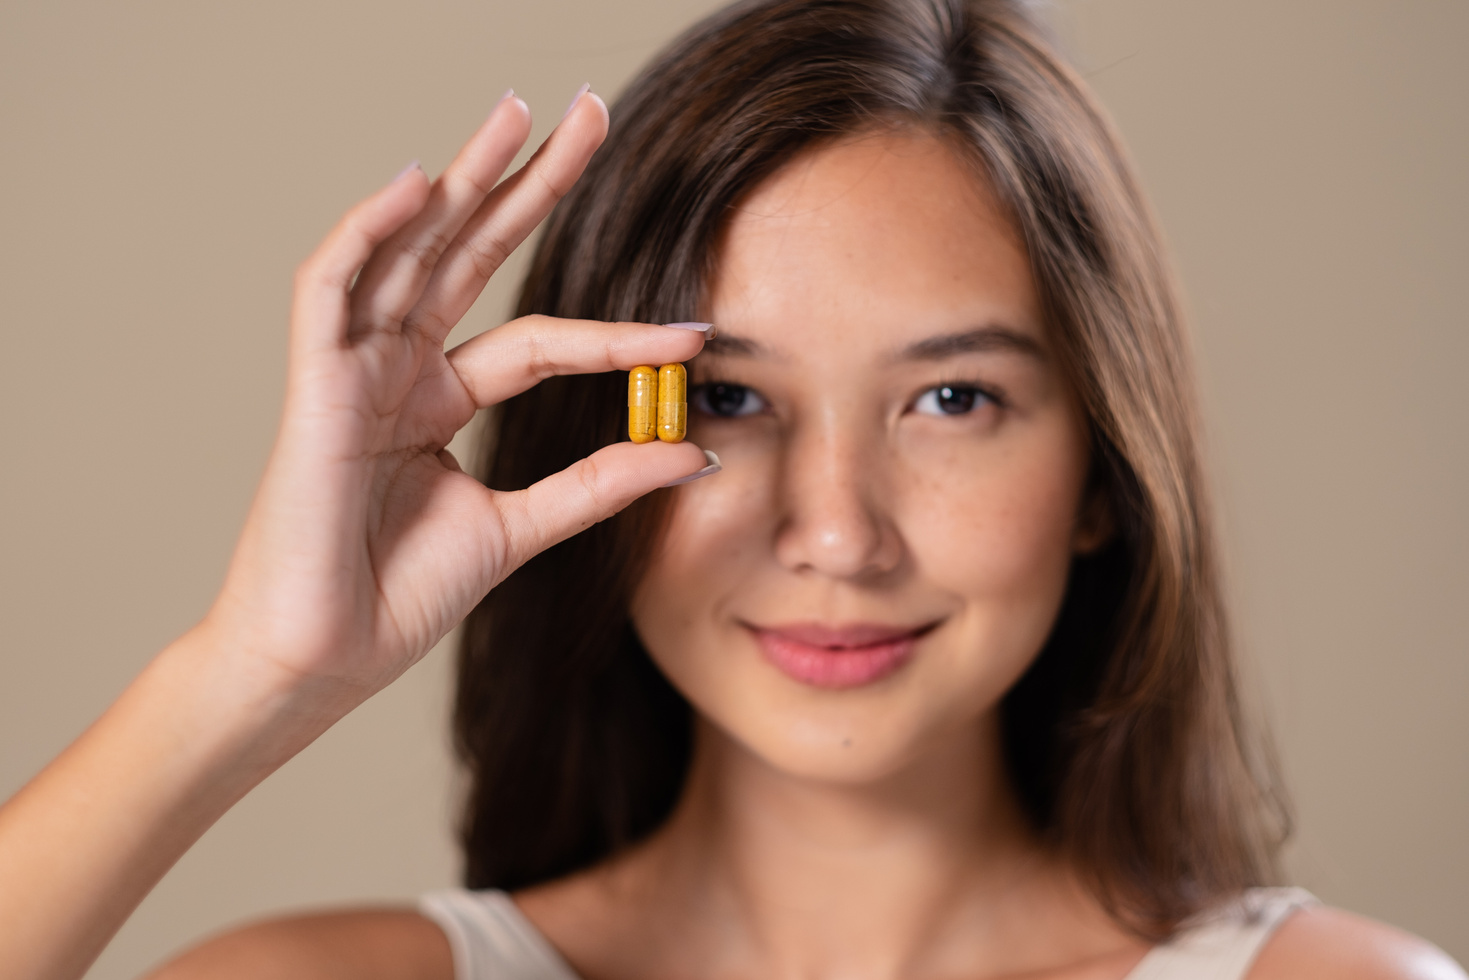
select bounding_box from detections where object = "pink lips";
[750,622,934,689]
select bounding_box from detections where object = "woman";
[0,1,1459,978]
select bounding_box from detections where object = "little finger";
[290,165,431,355]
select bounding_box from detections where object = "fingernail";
[490,88,515,119]
[663,450,722,487]
[664,321,716,339]
[561,82,591,122]
[392,160,421,183]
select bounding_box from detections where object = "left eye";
[913,385,990,416]
[691,382,768,418]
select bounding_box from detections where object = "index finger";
[446,316,714,408]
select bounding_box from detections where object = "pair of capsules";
[628,363,687,444]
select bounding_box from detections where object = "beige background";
[0,0,1463,975]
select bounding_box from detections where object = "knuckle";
[296,258,347,293]
[522,329,555,380]
[493,498,521,569]
[455,165,498,200]
[576,456,606,515]
[294,257,323,288]
[528,163,573,203]
[460,224,513,282]
[401,227,454,275]
[510,313,555,338]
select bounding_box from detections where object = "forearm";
[0,87,703,980]
[0,623,354,980]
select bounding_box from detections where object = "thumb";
[492,441,719,570]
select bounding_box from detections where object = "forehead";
[707,128,1041,353]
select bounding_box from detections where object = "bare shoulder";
[1251,905,1466,980]
[142,907,452,980]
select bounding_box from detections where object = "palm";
[341,333,487,663]
[213,93,710,698]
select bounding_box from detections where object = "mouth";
[745,621,940,689]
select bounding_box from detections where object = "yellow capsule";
[627,366,658,444]
[657,362,687,443]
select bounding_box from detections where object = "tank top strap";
[419,889,581,980]
[1124,887,1319,980]
[421,885,1316,980]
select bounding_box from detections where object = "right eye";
[691,382,768,418]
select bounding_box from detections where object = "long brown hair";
[456,0,1288,938]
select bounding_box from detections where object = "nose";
[771,410,904,582]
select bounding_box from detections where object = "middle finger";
[404,90,611,343]
[348,91,532,338]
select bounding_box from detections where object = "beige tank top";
[420,886,1316,980]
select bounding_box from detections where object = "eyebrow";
[898,326,1044,361]
[700,334,767,358]
[700,326,1043,361]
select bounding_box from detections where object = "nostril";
[773,432,901,579]
[774,495,900,580]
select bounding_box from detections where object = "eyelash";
[689,379,1006,419]
[910,379,1006,417]
[690,382,769,418]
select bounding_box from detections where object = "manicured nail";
[562,82,591,121]
[392,160,421,183]
[664,321,716,339]
[663,450,722,487]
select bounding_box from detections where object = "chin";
[691,659,992,787]
[729,725,946,786]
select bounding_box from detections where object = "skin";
[0,90,710,980]
[524,129,1131,977]
[513,133,1464,980]
[0,98,1458,980]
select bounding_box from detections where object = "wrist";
[155,617,368,783]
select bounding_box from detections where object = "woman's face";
[631,129,1096,783]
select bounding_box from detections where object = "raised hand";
[0,89,713,980]
[209,89,712,708]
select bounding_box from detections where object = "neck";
[677,711,1033,910]
[608,713,1128,980]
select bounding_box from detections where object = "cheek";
[900,421,1088,642]
[883,424,1089,748]
[629,411,1092,782]
[629,450,775,669]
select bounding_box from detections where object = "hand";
[0,89,720,980]
[205,89,712,710]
